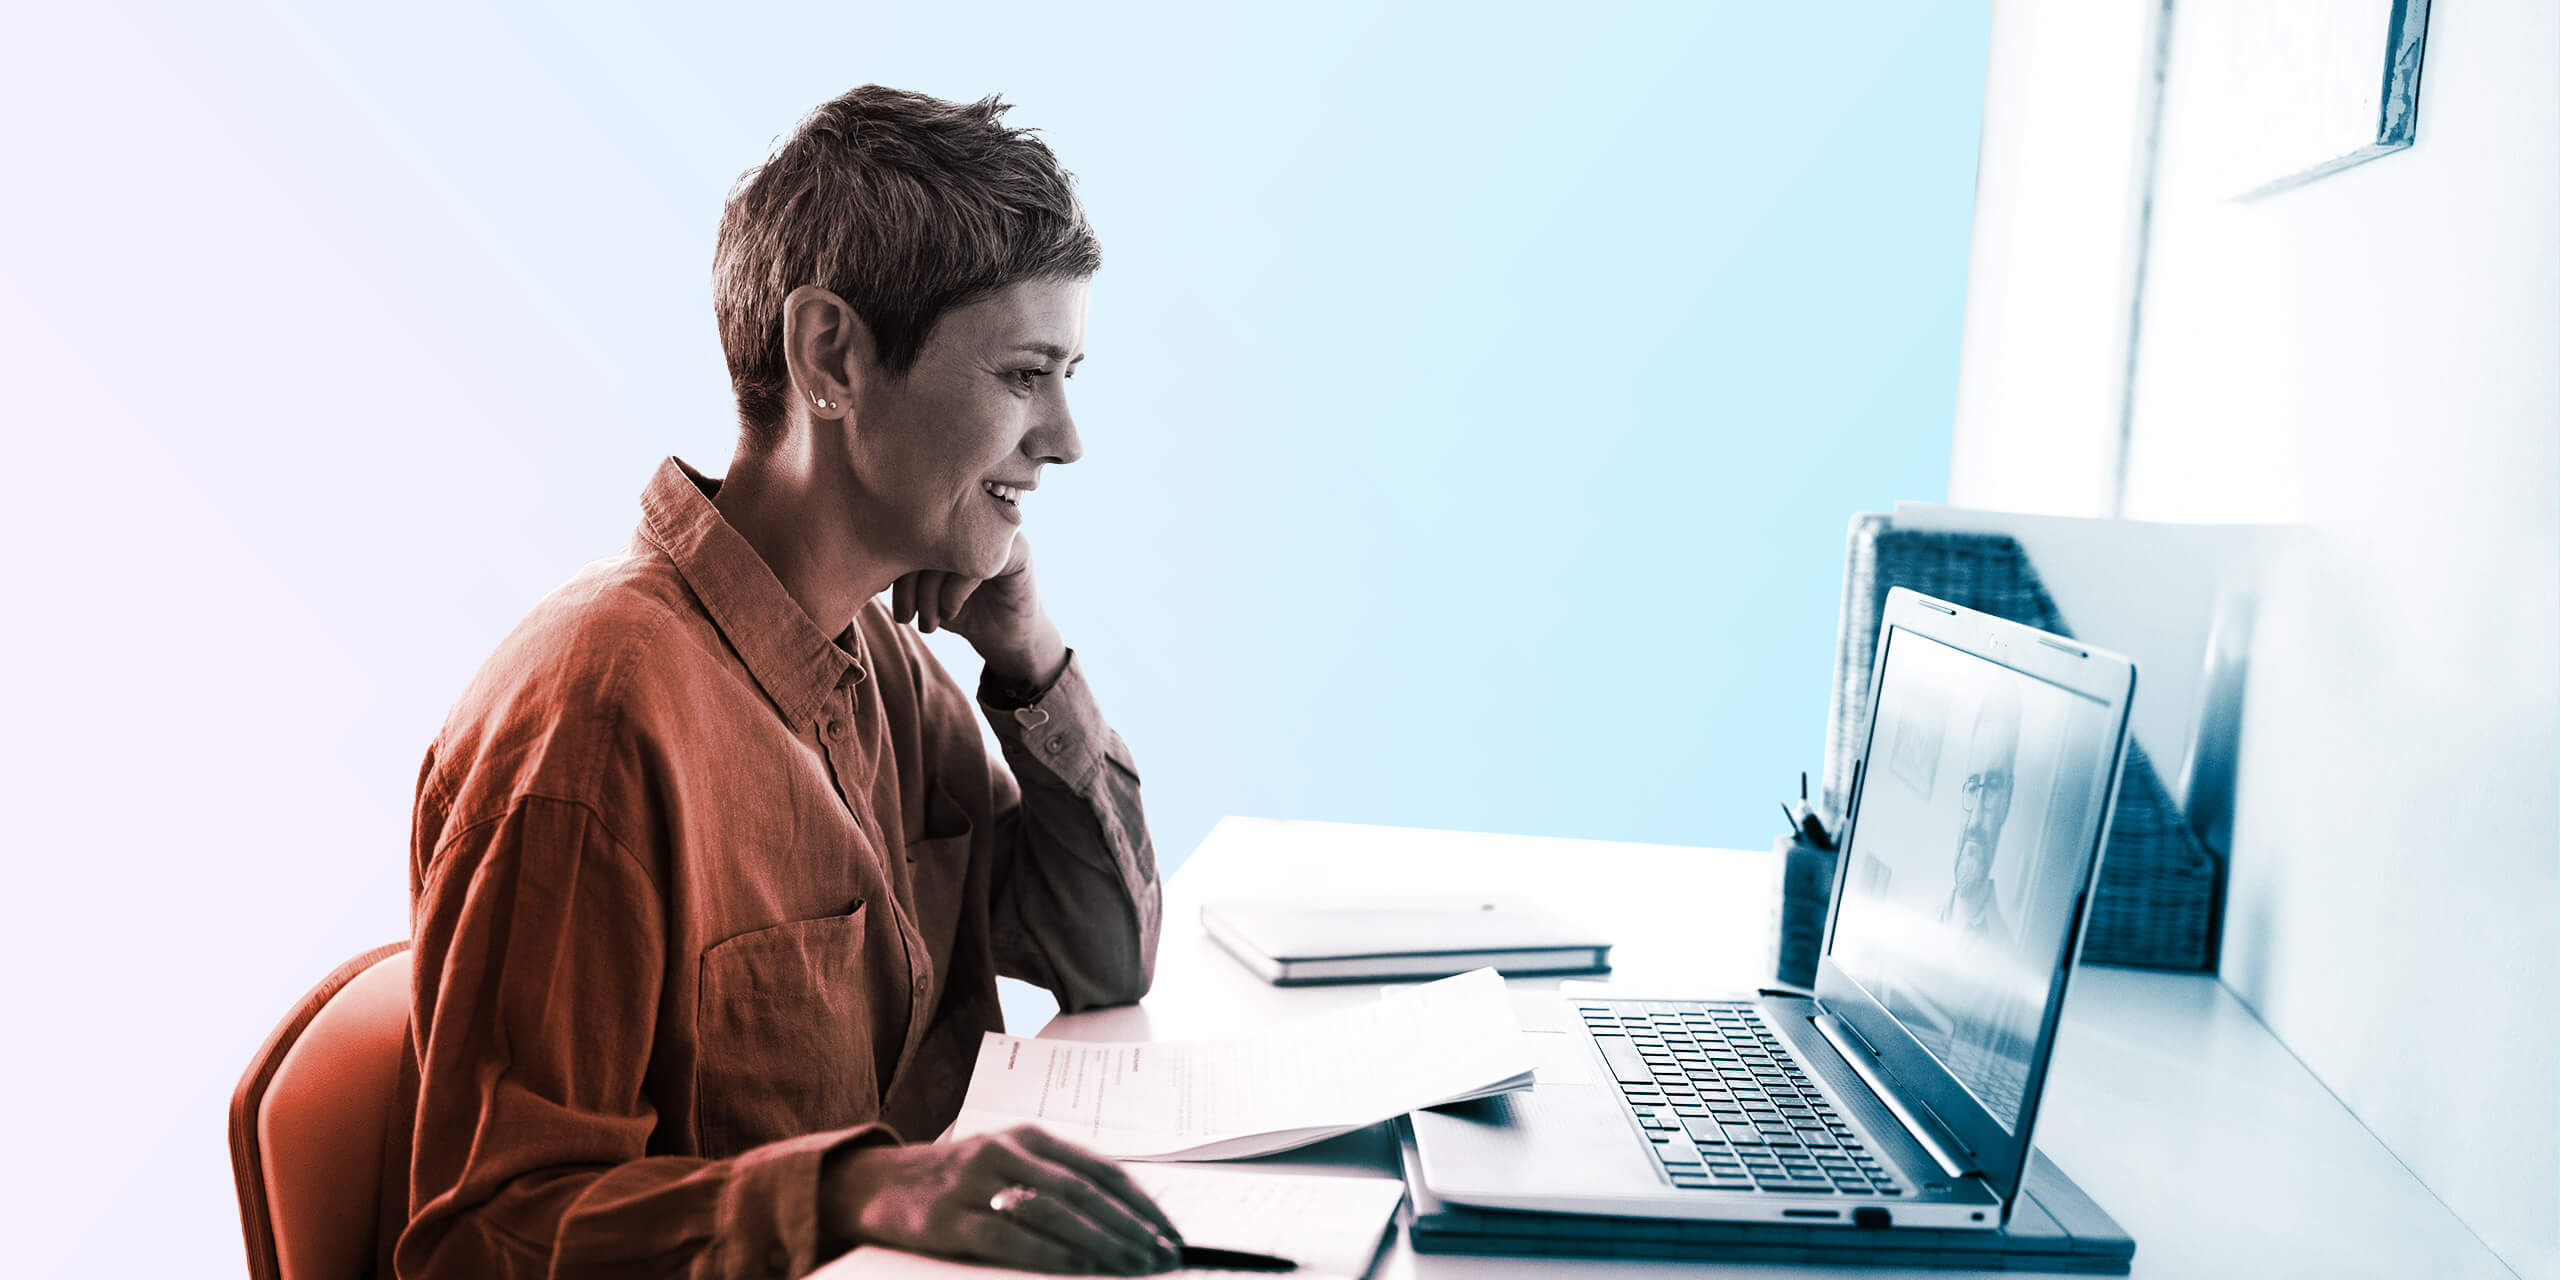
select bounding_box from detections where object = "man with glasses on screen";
[1941,686,2023,951]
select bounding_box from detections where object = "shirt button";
[1046,735,1066,753]
[914,976,928,993]
[824,719,844,740]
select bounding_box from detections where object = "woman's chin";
[960,531,1017,580]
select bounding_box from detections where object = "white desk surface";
[1037,818,2513,1279]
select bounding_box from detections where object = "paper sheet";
[949,968,1532,1160]
[810,1164,1406,1280]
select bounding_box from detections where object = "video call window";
[1830,629,2113,1132]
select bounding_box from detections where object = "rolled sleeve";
[976,652,1162,1011]
[983,652,1112,793]
[710,1130,876,1277]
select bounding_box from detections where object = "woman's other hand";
[821,1125,1182,1272]
[891,536,1067,690]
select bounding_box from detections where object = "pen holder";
[1770,833,1838,990]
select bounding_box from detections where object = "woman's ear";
[782,285,875,420]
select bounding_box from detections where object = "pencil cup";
[1770,833,1838,989]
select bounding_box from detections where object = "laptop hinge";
[1810,1013,1981,1183]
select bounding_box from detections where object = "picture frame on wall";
[2186,0,2433,200]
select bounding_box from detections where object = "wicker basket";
[1821,514,2220,971]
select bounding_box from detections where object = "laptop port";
[1781,1209,1839,1219]
[1852,1207,1892,1229]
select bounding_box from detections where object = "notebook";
[1201,898,1611,985]
[1397,1118,2132,1272]
[811,1163,1406,1279]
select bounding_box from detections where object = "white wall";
[1955,3,2560,1275]
[2128,3,2558,1274]
[1947,1,2159,516]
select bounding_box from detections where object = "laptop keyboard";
[1577,1002,1904,1197]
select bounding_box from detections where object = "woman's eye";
[1013,368,1049,389]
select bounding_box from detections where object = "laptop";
[1405,588,2135,1231]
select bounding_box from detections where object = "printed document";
[809,1164,1406,1279]
[949,968,1532,1160]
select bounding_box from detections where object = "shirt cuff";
[981,649,1109,793]
[716,1124,895,1278]
[979,646,1073,710]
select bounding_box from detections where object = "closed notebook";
[1202,898,1611,986]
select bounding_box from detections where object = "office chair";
[230,943,411,1280]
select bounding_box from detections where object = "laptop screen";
[1826,627,2119,1133]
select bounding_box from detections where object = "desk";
[1036,819,2511,1278]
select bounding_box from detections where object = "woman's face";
[846,277,1088,580]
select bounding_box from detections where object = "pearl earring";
[813,394,835,411]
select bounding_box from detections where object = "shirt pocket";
[695,903,877,1157]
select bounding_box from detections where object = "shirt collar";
[637,456,864,733]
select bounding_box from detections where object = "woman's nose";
[1033,400,1083,465]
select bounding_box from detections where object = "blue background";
[981,4,1987,860]
[0,3,1981,1270]
[6,1,1984,865]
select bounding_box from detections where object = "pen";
[1176,1244,1298,1271]
[1789,770,1833,850]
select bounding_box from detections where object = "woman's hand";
[891,536,1067,690]
[821,1125,1182,1272]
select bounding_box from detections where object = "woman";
[391,86,1178,1277]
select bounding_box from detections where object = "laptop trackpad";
[1412,1083,1661,1205]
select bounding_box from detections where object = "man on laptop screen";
[1835,627,2122,1132]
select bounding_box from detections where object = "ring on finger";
[989,1184,1039,1214]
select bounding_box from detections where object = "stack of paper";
[949,968,1533,1160]
[810,1164,1407,1279]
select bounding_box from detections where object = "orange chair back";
[230,944,412,1280]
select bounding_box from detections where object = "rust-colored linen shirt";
[388,458,1162,1279]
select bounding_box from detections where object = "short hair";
[713,86,1102,436]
